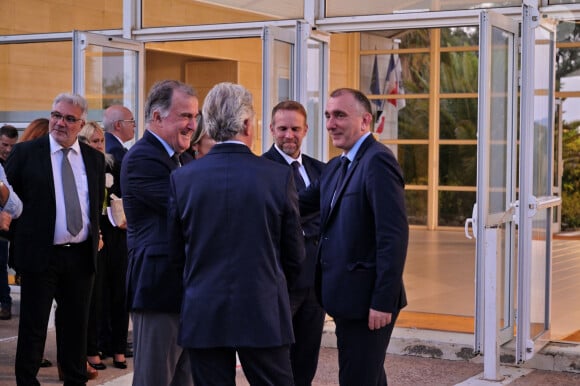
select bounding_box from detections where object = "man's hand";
[368,308,392,330]
[0,211,12,231]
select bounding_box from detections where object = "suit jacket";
[302,134,408,320]
[262,144,325,289]
[5,135,105,273]
[105,131,126,201]
[121,130,186,313]
[168,142,305,348]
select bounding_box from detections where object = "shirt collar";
[147,129,176,158]
[49,132,81,155]
[342,132,371,162]
[273,144,302,166]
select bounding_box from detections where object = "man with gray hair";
[6,93,105,385]
[121,80,197,386]
[168,82,305,385]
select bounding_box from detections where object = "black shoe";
[113,360,127,369]
[39,358,52,368]
[0,306,11,320]
[125,348,133,358]
[88,361,107,370]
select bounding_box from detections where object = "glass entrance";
[474,10,518,380]
[516,5,559,363]
[73,31,144,139]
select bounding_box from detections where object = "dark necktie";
[171,153,182,168]
[291,161,306,191]
[61,148,83,236]
[331,156,350,207]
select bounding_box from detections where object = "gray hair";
[52,93,88,120]
[202,82,254,142]
[144,80,196,125]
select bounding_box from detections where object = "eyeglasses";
[50,111,83,124]
[118,119,136,125]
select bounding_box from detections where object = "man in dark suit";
[301,88,408,386]
[121,80,197,386]
[263,100,326,386]
[168,82,305,385]
[87,105,135,367]
[6,93,105,385]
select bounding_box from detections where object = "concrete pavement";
[2,287,580,385]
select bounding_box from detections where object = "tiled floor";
[403,229,580,342]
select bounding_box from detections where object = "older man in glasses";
[6,93,105,385]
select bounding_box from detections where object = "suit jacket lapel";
[323,135,376,224]
[40,136,57,209]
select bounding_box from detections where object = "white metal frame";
[475,10,519,380]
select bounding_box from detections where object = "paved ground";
[3,319,580,386]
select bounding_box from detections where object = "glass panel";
[304,39,324,159]
[439,145,477,186]
[405,190,427,226]
[362,53,429,99]
[0,0,122,35]
[441,27,479,47]
[487,26,510,215]
[271,40,292,104]
[399,99,429,139]
[549,0,580,4]
[530,209,549,339]
[440,52,478,93]
[438,190,476,227]
[0,42,72,126]
[142,0,302,27]
[83,45,138,121]
[440,98,478,140]
[360,30,430,50]
[326,0,521,18]
[397,144,428,185]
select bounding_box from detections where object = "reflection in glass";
[84,45,138,119]
[440,52,478,93]
[397,144,428,185]
[530,209,549,339]
[440,27,479,47]
[439,145,476,186]
[440,98,478,140]
[326,0,521,18]
[438,190,476,227]
[405,190,427,226]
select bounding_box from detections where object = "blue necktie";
[291,161,306,191]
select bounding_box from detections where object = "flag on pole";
[384,53,405,110]
[375,53,405,141]
[370,55,382,109]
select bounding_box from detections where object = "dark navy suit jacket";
[301,134,408,319]
[262,144,325,289]
[121,130,185,313]
[168,142,305,348]
[5,135,105,273]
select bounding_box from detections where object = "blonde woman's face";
[89,130,105,153]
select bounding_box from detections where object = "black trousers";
[188,345,293,386]
[289,287,325,386]
[334,311,399,386]
[15,242,94,386]
[87,221,129,356]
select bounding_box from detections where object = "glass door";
[516,4,559,364]
[261,25,296,152]
[73,31,144,140]
[474,10,518,380]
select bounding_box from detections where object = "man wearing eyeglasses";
[6,93,106,385]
